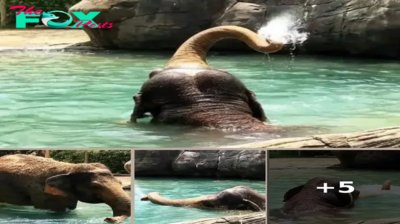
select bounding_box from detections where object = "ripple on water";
[0,52,400,147]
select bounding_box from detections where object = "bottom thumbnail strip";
[0,150,132,224]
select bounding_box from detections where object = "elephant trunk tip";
[140,195,149,201]
[382,180,392,190]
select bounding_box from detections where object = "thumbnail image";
[0,150,131,224]
[134,150,266,224]
[269,150,400,224]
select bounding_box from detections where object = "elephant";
[141,186,265,211]
[128,25,285,132]
[278,177,392,216]
[0,154,131,223]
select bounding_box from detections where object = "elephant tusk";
[242,199,263,211]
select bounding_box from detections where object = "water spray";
[258,12,309,46]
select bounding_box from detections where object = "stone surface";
[69,0,400,58]
[134,150,265,179]
[225,126,400,148]
[173,212,266,224]
[350,218,400,224]
[331,150,400,169]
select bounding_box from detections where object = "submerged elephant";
[0,154,131,223]
[141,186,265,211]
[279,177,392,216]
[129,25,285,132]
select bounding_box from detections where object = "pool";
[1,51,399,147]
[134,178,265,224]
[269,169,400,223]
[0,202,130,224]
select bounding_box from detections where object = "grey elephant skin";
[278,177,360,216]
[141,186,265,211]
[0,154,131,223]
[126,25,283,131]
[69,0,400,59]
[135,150,265,180]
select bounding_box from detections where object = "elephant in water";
[141,186,265,211]
[129,25,286,132]
[0,154,131,223]
[276,177,392,216]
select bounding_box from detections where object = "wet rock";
[135,150,265,179]
[70,0,400,58]
[331,150,400,169]
[350,218,400,224]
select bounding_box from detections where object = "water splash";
[135,184,146,197]
[258,12,309,45]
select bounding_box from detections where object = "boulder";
[331,150,400,169]
[69,0,400,58]
[134,150,265,179]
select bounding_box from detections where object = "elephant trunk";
[124,161,131,174]
[141,192,205,207]
[166,25,284,69]
[101,184,131,223]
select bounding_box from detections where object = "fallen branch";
[171,212,265,224]
[224,127,400,148]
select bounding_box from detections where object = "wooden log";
[44,150,51,158]
[224,127,400,148]
[171,212,266,224]
[84,151,89,163]
[0,0,6,27]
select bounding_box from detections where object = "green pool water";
[134,178,265,224]
[269,169,400,223]
[0,51,399,147]
[0,202,130,224]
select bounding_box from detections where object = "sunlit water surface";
[0,202,130,224]
[134,178,265,224]
[269,169,400,224]
[1,51,399,147]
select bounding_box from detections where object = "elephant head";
[281,177,360,216]
[43,163,130,223]
[141,186,265,211]
[130,25,284,131]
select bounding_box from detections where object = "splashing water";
[258,12,309,45]
[135,184,146,197]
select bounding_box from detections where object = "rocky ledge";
[134,150,265,180]
[69,0,400,58]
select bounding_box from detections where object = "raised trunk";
[124,161,131,174]
[141,192,205,207]
[166,25,284,69]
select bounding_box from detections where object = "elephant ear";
[246,90,269,122]
[44,172,97,198]
[44,173,74,197]
[334,186,356,208]
[283,185,304,202]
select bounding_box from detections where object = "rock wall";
[331,150,400,169]
[134,150,265,180]
[70,0,400,58]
